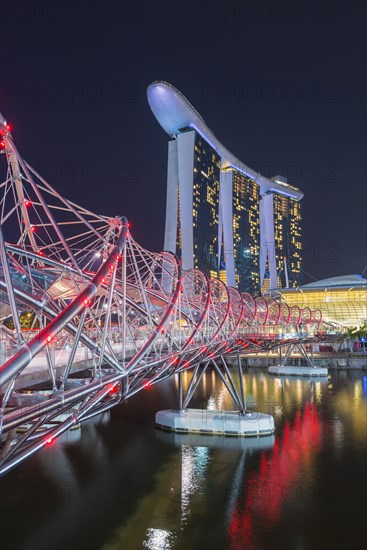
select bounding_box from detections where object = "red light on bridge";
[46,336,52,343]
[161,328,165,334]
[109,384,119,394]
[0,141,5,148]
[46,437,53,445]
[144,382,151,388]
[24,200,31,207]
[39,250,44,256]
[6,124,11,131]
[83,298,89,306]
[115,254,120,261]
[100,277,105,283]
[30,226,36,232]
[110,264,115,270]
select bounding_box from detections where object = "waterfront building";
[275,274,367,327]
[165,129,221,280]
[220,168,260,293]
[147,81,303,294]
[260,176,302,290]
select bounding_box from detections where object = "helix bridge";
[0,113,341,476]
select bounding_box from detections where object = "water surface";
[0,368,366,550]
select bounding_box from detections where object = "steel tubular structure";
[0,115,341,475]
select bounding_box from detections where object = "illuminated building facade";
[164,129,220,277]
[192,133,220,277]
[147,81,303,291]
[260,176,302,290]
[220,168,260,294]
[276,274,367,327]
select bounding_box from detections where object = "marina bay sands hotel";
[147,81,303,295]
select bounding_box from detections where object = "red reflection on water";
[228,403,323,549]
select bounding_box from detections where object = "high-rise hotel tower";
[260,176,303,290]
[166,129,221,280]
[147,81,303,294]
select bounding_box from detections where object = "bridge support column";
[156,359,275,437]
[0,342,6,366]
[182,362,207,410]
[0,227,23,347]
[237,354,247,413]
[268,341,328,377]
[217,357,244,413]
[178,371,183,411]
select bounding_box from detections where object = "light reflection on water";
[181,445,211,523]
[0,368,366,550]
[143,528,175,550]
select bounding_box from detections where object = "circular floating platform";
[155,408,275,437]
[268,365,328,377]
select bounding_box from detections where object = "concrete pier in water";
[155,409,275,437]
[268,365,328,377]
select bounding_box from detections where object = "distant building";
[164,129,221,280]
[260,176,302,291]
[274,275,367,327]
[147,81,303,295]
[220,168,260,293]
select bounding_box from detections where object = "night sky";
[1,0,366,282]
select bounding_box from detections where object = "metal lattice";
[0,115,342,475]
